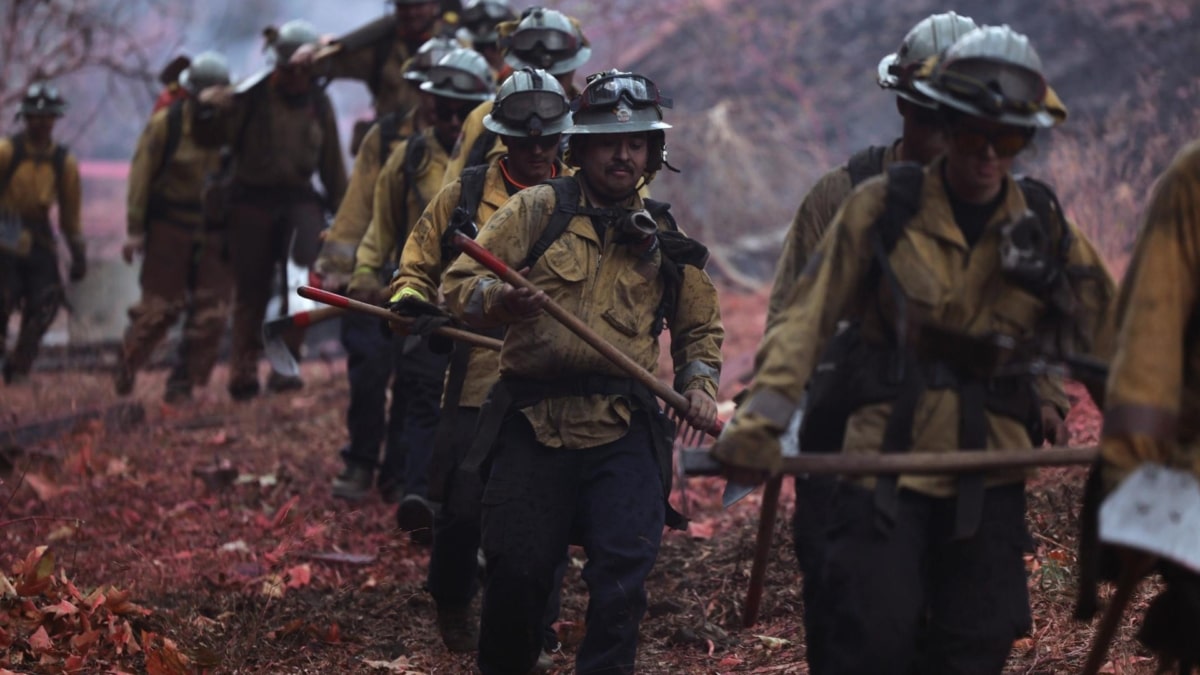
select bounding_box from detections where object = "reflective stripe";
[389,286,427,303]
[674,360,719,392]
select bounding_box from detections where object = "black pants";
[478,415,665,675]
[339,311,408,489]
[792,474,838,675]
[820,482,1032,675]
[0,245,62,379]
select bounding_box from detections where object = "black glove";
[387,296,446,319]
[383,297,454,354]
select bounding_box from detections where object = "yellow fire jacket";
[714,158,1117,496]
[351,127,450,291]
[0,135,82,251]
[442,178,724,449]
[1101,139,1200,488]
[126,100,223,236]
[317,111,416,276]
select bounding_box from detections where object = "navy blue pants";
[428,406,563,650]
[821,482,1032,675]
[339,313,446,496]
[477,415,665,675]
[792,474,838,675]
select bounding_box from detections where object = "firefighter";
[458,0,518,79]
[197,19,347,400]
[387,67,571,662]
[441,6,591,185]
[319,37,456,504]
[116,52,235,402]
[0,81,84,385]
[341,48,493,539]
[443,69,722,675]
[714,27,1117,674]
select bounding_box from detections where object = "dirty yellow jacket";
[322,34,421,119]
[220,81,347,205]
[715,158,1117,496]
[319,112,416,275]
[767,143,901,328]
[392,158,567,407]
[0,135,82,250]
[126,100,222,236]
[1101,139,1200,487]
[442,178,724,449]
[354,128,450,280]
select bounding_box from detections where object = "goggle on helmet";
[483,68,572,137]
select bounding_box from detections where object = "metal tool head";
[721,407,804,508]
[262,317,300,378]
[1100,463,1200,573]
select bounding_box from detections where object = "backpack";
[438,163,489,260]
[463,129,498,171]
[390,131,431,244]
[524,177,709,336]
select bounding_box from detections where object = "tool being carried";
[452,232,723,437]
[297,286,503,353]
[262,306,345,378]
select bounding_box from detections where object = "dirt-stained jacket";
[0,136,82,251]
[442,179,725,449]
[216,80,346,205]
[767,143,901,328]
[713,157,1117,496]
[126,100,223,237]
[318,112,416,276]
[321,26,429,119]
[391,158,567,407]
[1101,139,1200,488]
[352,128,450,286]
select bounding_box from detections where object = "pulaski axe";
[262,306,345,378]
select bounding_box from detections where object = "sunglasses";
[435,98,477,121]
[507,134,561,150]
[574,74,672,114]
[508,27,578,54]
[950,123,1034,158]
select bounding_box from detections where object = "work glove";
[709,410,784,482]
[346,268,384,304]
[388,295,454,355]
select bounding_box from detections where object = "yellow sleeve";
[1101,145,1200,482]
[766,167,852,329]
[391,179,461,302]
[669,263,725,400]
[125,111,168,238]
[357,145,410,273]
[326,124,383,247]
[58,153,83,244]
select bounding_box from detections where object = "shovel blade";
[1100,463,1200,572]
[262,321,300,378]
[721,408,804,508]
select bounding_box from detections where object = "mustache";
[606,161,636,173]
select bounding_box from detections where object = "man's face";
[945,114,1032,196]
[897,97,947,165]
[395,1,440,39]
[432,95,477,149]
[576,132,649,202]
[23,114,57,143]
[503,134,560,184]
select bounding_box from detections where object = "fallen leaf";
[42,599,78,617]
[717,655,744,668]
[688,520,716,540]
[272,495,300,529]
[261,575,285,598]
[219,540,250,554]
[755,634,791,649]
[22,473,65,502]
[285,564,312,589]
[28,625,52,652]
[363,656,423,673]
[106,456,130,476]
[48,524,76,541]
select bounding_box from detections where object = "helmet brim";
[483,113,573,136]
[564,120,670,134]
[419,80,494,102]
[877,53,900,88]
[913,80,1056,128]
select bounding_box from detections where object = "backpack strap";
[156,99,185,180]
[377,111,401,167]
[440,163,489,260]
[846,144,889,188]
[1015,175,1073,265]
[392,131,430,243]
[521,176,580,270]
[0,133,28,198]
[464,129,498,170]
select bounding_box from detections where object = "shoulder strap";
[876,162,925,253]
[847,145,889,188]
[392,132,430,242]
[156,99,185,179]
[521,177,580,270]
[0,133,28,197]
[465,129,498,170]
[377,112,401,167]
[440,164,490,259]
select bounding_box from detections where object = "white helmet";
[483,68,572,136]
[877,12,979,107]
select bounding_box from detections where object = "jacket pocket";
[541,239,588,283]
[990,287,1045,338]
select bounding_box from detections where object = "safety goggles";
[426,67,492,96]
[508,27,578,55]
[494,89,570,125]
[936,64,1046,118]
[26,82,61,101]
[462,1,512,25]
[575,73,672,114]
[949,121,1034,158]
[507,133,561,150]
[435,97,477,121]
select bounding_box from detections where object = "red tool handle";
[453,232,723,436]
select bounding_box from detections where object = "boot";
[435,604,479,653]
